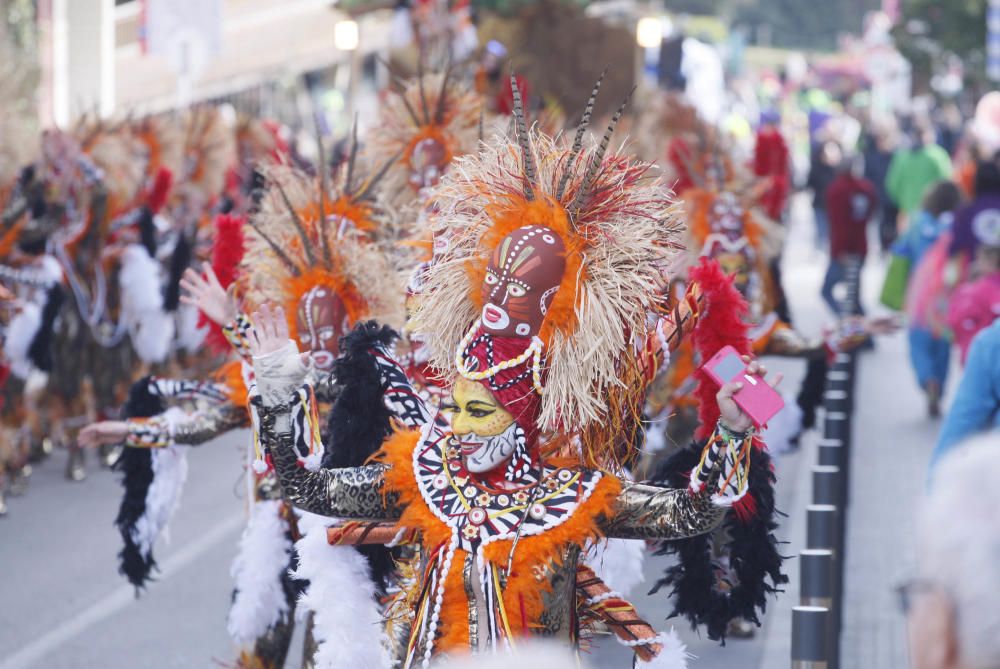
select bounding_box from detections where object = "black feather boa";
[111,377,163,591]
[137,206,158,258]
[322,321,399,594]
[647,440,787,643]
[162,232,190,311]
[27,284,64,373]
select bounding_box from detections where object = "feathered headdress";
[412,75,683,470]
[239,161,403,331]
[368,70,482,209]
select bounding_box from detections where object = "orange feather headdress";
[411,74,685,470]
[368,71,483,210]
[238,160,403,333]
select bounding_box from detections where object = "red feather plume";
[202,214,245,353]
[689,257,752,440]
[146,167,173,214]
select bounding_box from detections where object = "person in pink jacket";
[948,245,1000,362]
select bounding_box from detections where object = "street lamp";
[334,19,359,51]
[636,17,662,49]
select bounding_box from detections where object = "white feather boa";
[176,302,208,352]
[120,244,174,364]
[760,392,803,455]
[292,512,390,669]
[227,499,294,646]
[630,628,691,669]
[3,300,41,379]
[133,409,189,558]
[584,538,646,597]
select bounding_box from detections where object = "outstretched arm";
[79,402,247,449]
[248,304,401,520]
[606,358,779,540]
[602,479,726,540]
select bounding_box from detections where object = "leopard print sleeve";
[252,395,402,521]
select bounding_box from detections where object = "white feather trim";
[629,629,691,669]
[227,499,294,646]
[132,413,189,557]
[120,244,174,363]
[36,255,63,286]
[760,392,804,455]
[584,539,646,597]
[293,512,390,669]
[3,301,41,379]
[176,302,208,351]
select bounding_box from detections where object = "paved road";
[0,197,935,668]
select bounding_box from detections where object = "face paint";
[449,376,520,473]
[295,286,348,371]
[453,422,526,474]
[408,137,449,191]
[480,225,566,338]
[710,193,745,239]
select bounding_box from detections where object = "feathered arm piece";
[250,391,399,521]
[577,564,690,668]
[647,439,787,643]
[123,403,248,449]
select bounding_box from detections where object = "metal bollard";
[824,371,850,395]
[823,411,850,444]
[792,606,830,668]
[806,504,838,552]
[823,389,849,414]
[817,439,844,468]
[800,549,835,609]
[812,466,841,507]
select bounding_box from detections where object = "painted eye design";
[300,333,312,344]
[507,284,526,297]
[484,272,499,285]
[319,327,335,341]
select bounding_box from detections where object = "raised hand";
[248,304,311,406]
[78,421,129,448]
[716,356,783,433]
[179,262,237,327]
[248,304,291,358]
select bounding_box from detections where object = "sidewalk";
[836,257,948,669]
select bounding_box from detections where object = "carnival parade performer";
[247,78,784,668]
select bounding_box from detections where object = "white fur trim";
[4,301,41,378]
[36,255,64,285]
[120,245,174,363]
[292,512,391,669]
[227,499,294,646]
[584,538,646,597]
[132,416,189,557]
[629,629,691,669]
[760,392,803,455]
[301,452,323,472]
[176,302,208,351]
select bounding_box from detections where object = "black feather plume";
[321,320,400,593]
[26,285,64,373]
[112,377,164,592]
[138,206,157,258]
[162,232,191,311]
[646,440,787,643]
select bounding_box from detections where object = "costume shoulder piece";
[410,422,604,551]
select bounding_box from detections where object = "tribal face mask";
[295,285,349,371]
[480,225,566,338]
